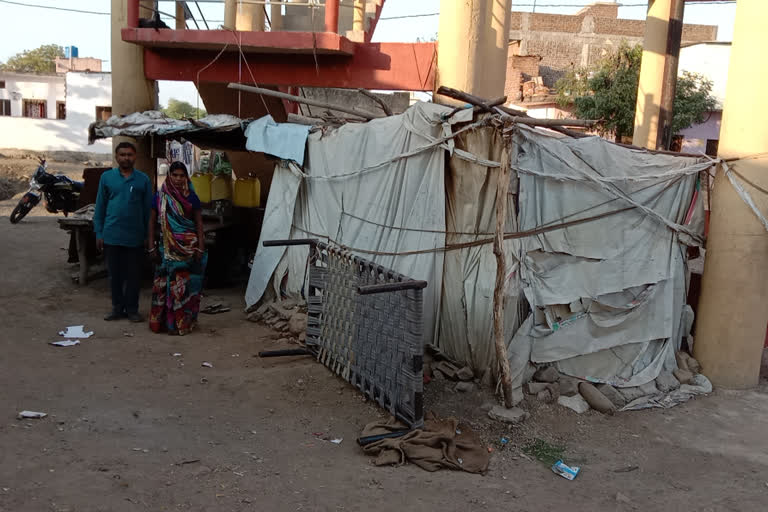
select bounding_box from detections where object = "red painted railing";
[127,0,345,34]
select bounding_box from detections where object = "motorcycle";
[9,158,83,224]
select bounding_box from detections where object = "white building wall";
[678,43,730,108]
[0,73,64,118]
[0,72,111,152]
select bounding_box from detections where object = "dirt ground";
[1,155,768,511]
[0,149,109,201]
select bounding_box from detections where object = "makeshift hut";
[243,99,713,396]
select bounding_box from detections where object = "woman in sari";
[148,162,207,335]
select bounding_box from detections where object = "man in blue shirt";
[93,142,153,322]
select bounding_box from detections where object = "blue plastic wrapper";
[551,460,580,480]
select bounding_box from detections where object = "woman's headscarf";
[159,161,197,261]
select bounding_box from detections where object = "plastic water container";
[191,173,212,203]
[210,174,232,201]
[233,178,261,208]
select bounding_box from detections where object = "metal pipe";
[262,238,319,247]
[358,281,428,295]
[195,1,209,29]
[324,0,339,33]
[258,348,313,357]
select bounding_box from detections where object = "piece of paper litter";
[58,325,93,338]
[551,460,580,480]
[18,411,47,419]
[202,362,213,368]
[50,340,80,347]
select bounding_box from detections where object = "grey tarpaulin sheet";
[245,102,451,345]
[245,106,712,381]
[439,125,522,376]
[507,126,710,388]
[88,111,242,143]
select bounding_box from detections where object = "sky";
[0,0,737,105]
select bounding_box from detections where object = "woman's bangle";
[193,247,204,253]
[147,248,156,254]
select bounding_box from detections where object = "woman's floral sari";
[149,178,207,335]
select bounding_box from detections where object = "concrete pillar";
[435,0,512,103]
[236,0,265,31]
[111,0,157,179]
[632,0,684,149]
[175,1,186,29]
[694,0,768,389]
[270,1,283,31]
[352,0,364,32]
[224,0,236,29]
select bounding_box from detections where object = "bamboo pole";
[227,83,380,120]
[494,137,515,408]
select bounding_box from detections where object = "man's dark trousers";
[104,245,142,315]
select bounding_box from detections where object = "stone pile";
[525,350,712,414]
[247,299,308,344]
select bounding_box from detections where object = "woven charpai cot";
[305,242,425,428]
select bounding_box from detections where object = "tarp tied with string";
[245,101,713,388]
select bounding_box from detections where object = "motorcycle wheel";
[9,201,34,224]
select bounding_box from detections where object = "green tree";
[555,42,717,143]
[161,98,206,119]
[0,44,64,73]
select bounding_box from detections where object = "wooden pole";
[436,86,597,128]
[227,83,380,120]
[494,137,515,408]
[447,95,507,119]
[658,0,685,150]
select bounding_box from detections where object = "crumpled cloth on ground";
[358,412,490,473]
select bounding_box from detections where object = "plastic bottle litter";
[551,460,580,480]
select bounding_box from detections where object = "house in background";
[676,41,730,156]
[0,57,112,153]
[504,2,717,103]
[502,2,724,143]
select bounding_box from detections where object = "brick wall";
[505,55,540,101]
[682,24,718,41]
[578,3,619,19]
[593,17,646,37]
[531,13,582,33]
[526,39,583,84]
